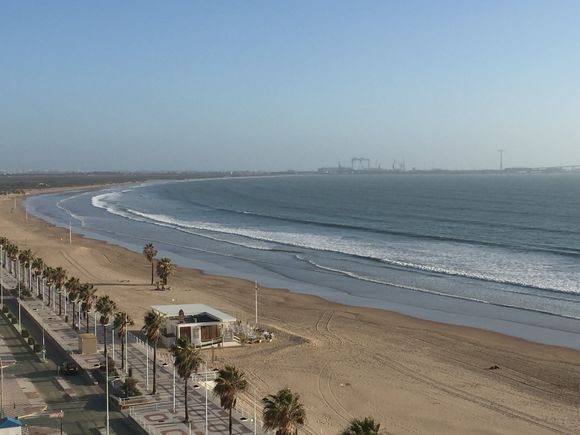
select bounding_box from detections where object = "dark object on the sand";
[488,365,500,370]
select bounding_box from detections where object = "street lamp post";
[42,325,46,362]
[105,347,110,435]
[18,294,21,332]
[146,342,149,391]
[205,363,208,435]
[124,326,128,375]
[17,270,21,330]
[252,384,257,435]
[1,357,4,418]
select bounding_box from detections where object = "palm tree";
[341,417,381,435]
[43,266,55,307]
[96,295,117,360]
[113,311,133,370]
[31,257,45,296]
[0,237,8,269]
[52,267,67,316]
[6,243,18,275]
[65,277,81,326]
[79,283,97,333]
[214,365,248,435]
[18,249,33,289]
[143,243,158,285]
[171,337,203,423]
[156,257,175,289]
[262,388,306,435]
[142,310,164,394]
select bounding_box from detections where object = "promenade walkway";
[0,326,47,419]
[1,266,263,434]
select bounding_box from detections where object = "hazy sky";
[1,1,579,172]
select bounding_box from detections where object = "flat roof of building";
[151,304,236,322]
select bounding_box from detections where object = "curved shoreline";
[3,187,580,434]
[23,185,580,350]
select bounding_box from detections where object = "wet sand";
[2,192,580,434]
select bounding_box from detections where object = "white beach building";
[152,304,238,348]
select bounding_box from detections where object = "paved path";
[0,323,47,419]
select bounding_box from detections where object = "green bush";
[1,306,8,313]
[122,377,141,398]
[28,337,35,346]
[33,344,42,353]
[21,329,29,338]
[10,317,17,324]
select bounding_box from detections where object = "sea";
[24,174,580,349]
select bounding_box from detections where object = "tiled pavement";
[0,321,47,419]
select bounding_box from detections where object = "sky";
[1,1,579,172]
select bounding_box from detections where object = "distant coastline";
[3,165,580,195]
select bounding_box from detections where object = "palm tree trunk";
[150,260,154,285]
[229,407,233,435]
[86,312,90,333]
[152,342,157,394]
[58,289,62,316]
[184,377,189,423]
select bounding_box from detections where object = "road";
[1,289,141,434]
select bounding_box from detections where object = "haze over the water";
[1,1,579,172]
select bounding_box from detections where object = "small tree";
[156,257,175,289]
[79,284,97,333]
[142,310,164,394]
[96,295,117,360]
[262,388,306,435]
[143,243,158,285]
[113,311,133,370]
[123,377,140,398]
[31,257,45,296]
[171,337,203,423]
[65,276,80,325]
[53,267,67,316]
[43,266,55,307]
[214,365,248,435]
[341,417,381,435]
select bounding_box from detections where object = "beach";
[2,191,580,435]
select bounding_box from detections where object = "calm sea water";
[25,174,580,347]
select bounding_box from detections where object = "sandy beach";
[2,191,580,435]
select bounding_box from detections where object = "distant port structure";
[319,157,400,174]
[351,157,371,170]
[318,157,580,175]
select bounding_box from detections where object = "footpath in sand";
[2,193,580,434]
